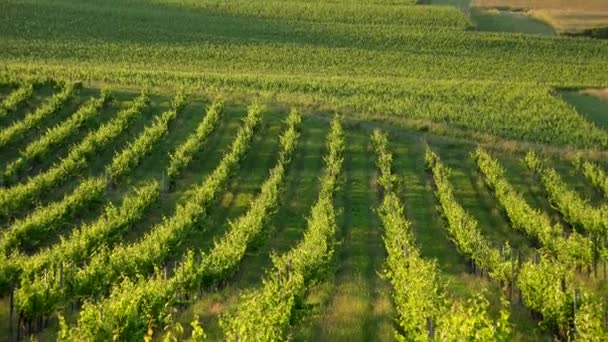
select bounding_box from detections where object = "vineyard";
[1,0,608,341]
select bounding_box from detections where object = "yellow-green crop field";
[0,0,608,341]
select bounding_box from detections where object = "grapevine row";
[0,181,159,295]
[436,148,607,338]
[473,147,593,269]
[524,151,608,241]
[221,115,343,341]
[0,83,76,148]
[3,91,110,180]
[515,151,608,337]
[0,93,220,296]
[574,157,608,199]
[0,93,186,294]
[518,254,608,339]
[106,92,186,182]
[0,82,34,120]
[0,93,149,218]
[199,109,300,283]
[575,293,608,340]
[1,92,181,255]
[372,131,511,340]
[425,146,512,282]
[64,109,301,340]
[0,177,105,256]
[26,98,224,282]
[167,100,223,181]
[13,103,263,322]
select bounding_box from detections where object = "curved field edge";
[1,71,607,152]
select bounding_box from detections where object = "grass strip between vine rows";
[473,147,592,269]
[3,91,110,180]
[0,92,181,259]
[64,108,301,340]
[12,102,264,323]
[0,93,149,219]
[574,157,608,200]
[0,82,34,120]
[372,131,511,341]
[220,115,343,341]
[524,151,608,254]
[0,83,76,148]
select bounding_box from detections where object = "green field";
[1,0,608,341]
[471,8,556,35]
[561,91,608,130]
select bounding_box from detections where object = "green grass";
[472,8,556,35]
[426,0,471,8]
[0,85,15,102]
[560,91,608,130]
[292,125,393,341]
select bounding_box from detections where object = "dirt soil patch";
[582,88,608,102]
[472,0,608,33]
